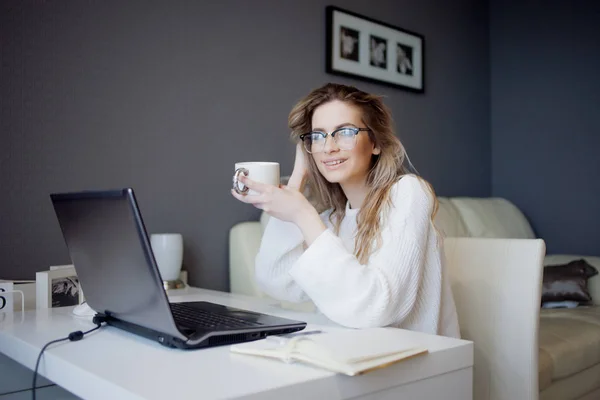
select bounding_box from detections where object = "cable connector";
[92,313,108,326]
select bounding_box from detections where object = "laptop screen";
[51,189,184,339]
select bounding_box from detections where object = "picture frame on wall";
[325,6,425,93]
[36,264,84,309]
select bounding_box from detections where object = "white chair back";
[443,237,545,400]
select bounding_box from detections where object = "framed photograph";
[36,264,84,309]
[326,6,425,93]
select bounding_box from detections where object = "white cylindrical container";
[150,233,183,282]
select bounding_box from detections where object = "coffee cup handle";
[233,168,249,195]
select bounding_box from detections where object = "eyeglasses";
[299,127,370,154]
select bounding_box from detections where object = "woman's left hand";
[231,175,313,224]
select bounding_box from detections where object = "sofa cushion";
[434,197,469,237]
[538,306,600,390]
[539,362,600,400]
[545,255,600,306]
[449,197,536,239]
[545,259,597,279]
[542,259,599,304]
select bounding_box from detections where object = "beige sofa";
[229,196,600,399]
[435,197,600,400]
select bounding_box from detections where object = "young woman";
[231,83,460,338]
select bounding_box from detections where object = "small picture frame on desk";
[36,265,84,309]
[0,280,36,312]
[0,281,14,313]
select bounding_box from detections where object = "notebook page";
[297,327,422,364]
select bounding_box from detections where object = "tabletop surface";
[0,287,473,400]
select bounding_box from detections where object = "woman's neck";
[340,181,369,209]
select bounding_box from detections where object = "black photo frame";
[326,6,425,93]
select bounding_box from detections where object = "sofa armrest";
[544,255,600,306]
[229,221,265,297]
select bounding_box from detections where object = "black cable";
[0,384,55,396]
[31,336,69,400]
[32,314,106,400]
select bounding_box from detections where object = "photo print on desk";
[326,6,424,93]
[36,265,84,309]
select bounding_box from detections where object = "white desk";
[0,287,473,400]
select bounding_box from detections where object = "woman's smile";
[322,157,348,169]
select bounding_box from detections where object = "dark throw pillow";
[542,259,598,304]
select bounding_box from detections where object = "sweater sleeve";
[254,211,332,303]
[289,176,435,328]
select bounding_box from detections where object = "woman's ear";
[372,147,381,155]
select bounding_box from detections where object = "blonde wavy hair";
[288,83,439,264]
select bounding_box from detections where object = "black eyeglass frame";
[299,127,371,153]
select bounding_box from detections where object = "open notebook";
[230,327,428,376]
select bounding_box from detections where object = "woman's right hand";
[287,142,308,191]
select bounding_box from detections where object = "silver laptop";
[50,188,306,349]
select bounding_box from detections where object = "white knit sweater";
[255,175,460,338]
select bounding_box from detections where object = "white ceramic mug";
[233,162,280,195]
[150,233,183,281]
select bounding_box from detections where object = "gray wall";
[491,0,600,256]
[1,0,490,289]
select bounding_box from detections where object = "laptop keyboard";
[170,303,263,330]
